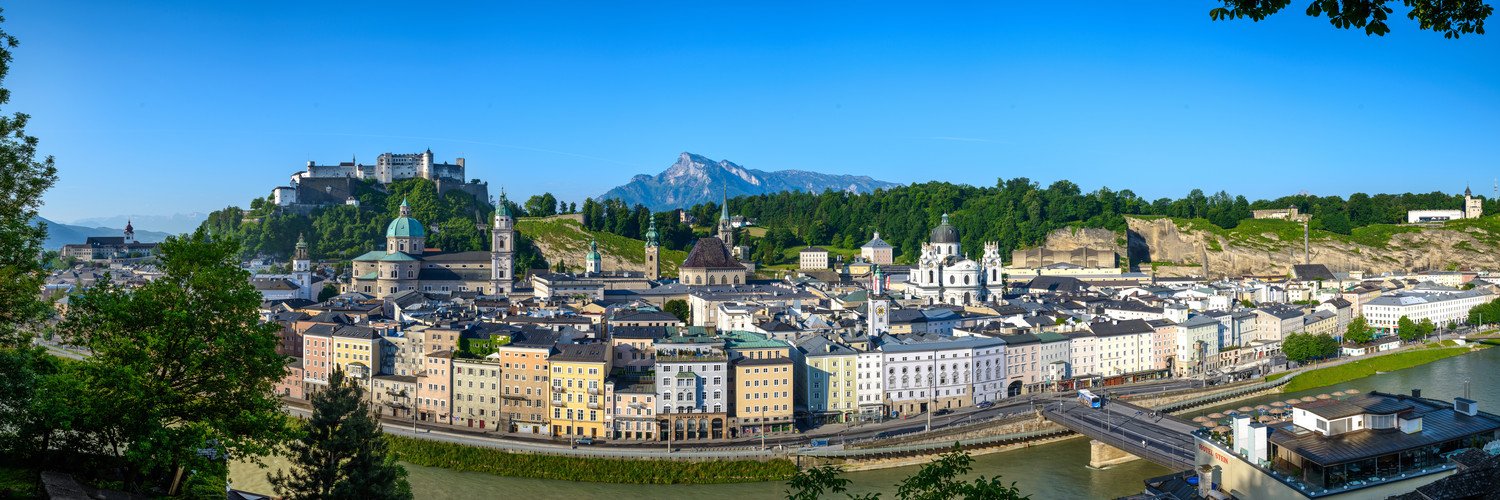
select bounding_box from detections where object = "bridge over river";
[1041,397,1199,470]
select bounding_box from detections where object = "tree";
[1417,318,1436,339]
[1283,332,1339,363]
[318,283,340,302]
[0,10,57,348]
[1210,0,1493,38]
[59,230,292,493]
[783,446,1025,500]
[664,299,691,324]
[1397,315,1421,341]
[1344,316,1374,344]
[784,465,859,500]
[271,369,411,500]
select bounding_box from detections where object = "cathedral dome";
[929,214,959,244]
[386,198,426,238]
[386,216,425,238]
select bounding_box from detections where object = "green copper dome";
[386,217,425,238]
[386,197,426,238]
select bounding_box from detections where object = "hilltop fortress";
[271,150,490,212]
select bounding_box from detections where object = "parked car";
[576,437,594,445]
[808,438,830,447]
[934,409,953,416]
[976,401,995,409]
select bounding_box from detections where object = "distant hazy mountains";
[35,217,173,250]
[600,152,900,211]
[70,213,206,235]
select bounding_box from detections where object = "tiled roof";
[681,237,744,270]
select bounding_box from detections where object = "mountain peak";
[601,152,899,211]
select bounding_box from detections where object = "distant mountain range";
[69,213,206,235]
[34,217,173,250]
[599,152,900,211]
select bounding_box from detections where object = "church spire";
[399,197,411,217]
[720,186,729,222]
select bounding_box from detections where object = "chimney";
[1455,397,1478,416]
[1196,465,1213,498]
[1411,389,1421,398]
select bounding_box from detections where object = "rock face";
[1023,217,1500,278]
[599,152,900,211]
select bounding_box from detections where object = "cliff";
[514,215,687,276]
[1024,216,1500,278]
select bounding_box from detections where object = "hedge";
[387,435,798,484]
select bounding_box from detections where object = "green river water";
[231,346,1500,499]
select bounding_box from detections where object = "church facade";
[906,214,1003,306]
[346,196,514,298]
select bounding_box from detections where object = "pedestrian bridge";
[1041,398,1197,470]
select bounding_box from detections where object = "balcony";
[588,387,600,395]
[551,385,565,393]
[588,402,601,410]
[552,398,564,406]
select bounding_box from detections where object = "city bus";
[1078,389,1103,409]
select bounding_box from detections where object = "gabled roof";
[681,237,744,270]
[1088,319,1155,337]
[1292,264,1336,281]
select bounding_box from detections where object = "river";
[230,346,1500,499]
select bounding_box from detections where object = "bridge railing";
[1149,376,1291,413]
[798,427,1070,458]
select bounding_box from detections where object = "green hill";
[516,215,686,277]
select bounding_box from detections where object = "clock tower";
[491,192,515,295]
[867,299,890,335]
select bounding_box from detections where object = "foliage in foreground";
[386,435,798,484]
[272,369,411,500]
[785,446,1028,500]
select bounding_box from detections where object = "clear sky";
[11,2,1499,222]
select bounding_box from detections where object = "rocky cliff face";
[1026,217,1500,278]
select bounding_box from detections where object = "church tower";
[716,187,735,249]
[644,217,661,281]
[293,233,313,301]
[491,192,515,295]
[585,237,602,274]
[1466,186,1484,219]
[123,220,135,244]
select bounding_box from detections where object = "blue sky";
[12,2,1499,223]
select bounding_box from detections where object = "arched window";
[964,275,970,285]
[928,270,934,283]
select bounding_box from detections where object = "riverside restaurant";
[1192,390,1500,498]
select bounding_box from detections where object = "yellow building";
[549,343,613,440]
[722,331,795,435]
[733,356,795,435]
[331,325,383,380]
[797,336,860,423]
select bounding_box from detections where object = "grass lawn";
[1280,346,1481,393]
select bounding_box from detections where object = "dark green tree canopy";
[1211,0,1492,38]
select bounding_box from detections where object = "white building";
[1362,290,1493,332]
[798,247,830,270]
[1085,319,1155,376]
[1177,315,1222,377]
[855,350,885,418]
[908,215,1003,306]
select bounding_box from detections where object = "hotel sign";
[1197,441,1230,465]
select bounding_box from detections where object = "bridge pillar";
[1088,439,1139,468]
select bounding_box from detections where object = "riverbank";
[387,435,798,485]
[1273,343,1489,393]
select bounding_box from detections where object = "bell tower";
[491,191,515,295]
[293,233,312,300]
[644,217,661,281]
